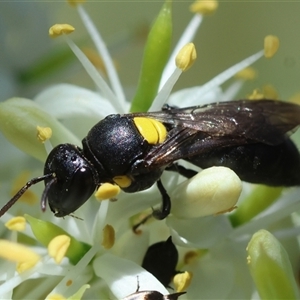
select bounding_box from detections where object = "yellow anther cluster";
[37,126,52,143]
[173,271,193,292]
[264,35,279,58]
[49,24,75,38]
[48,235,71,264]
[5,216,26,231]
[175,43,197,72]
[95,183,121,200]
[235,67,257,81]
[0,240,40,273]
[190,0,218,15]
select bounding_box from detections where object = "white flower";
[0,1,299,299]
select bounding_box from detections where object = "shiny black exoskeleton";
[1,99,300,219]
[142,237,179,287]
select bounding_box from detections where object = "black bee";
[1,99,300,220]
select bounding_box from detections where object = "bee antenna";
[0,173,54,217]
[40,176,57,212]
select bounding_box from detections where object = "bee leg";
[166,163,197,178]
[152,179,171,220]
[132,179,170,233]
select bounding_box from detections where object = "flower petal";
[93,253,168,299]
[0,98,80,161]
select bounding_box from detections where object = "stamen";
[235,67,257,80]
[149,44,197,111]
[196,50,264,99]
[160,14,202,90]
[62,34,124,113]
[48,235,71,264]
[49,24,75,38]
[5,216,26,231]
[95,183,120,200]
[175,43,197,72]
[76,5,126,110]
[264,35,279,58]
[0,240,40,272]
[190,0,218,15]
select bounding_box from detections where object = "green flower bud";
[131,1,172,112]
[247,230,300,299]
[0,98,80,161]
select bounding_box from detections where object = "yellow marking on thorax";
[133,117,167,144]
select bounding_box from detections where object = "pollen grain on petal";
[37,126,52,143]
[264,35,279,58]
[102,224,115,249]
[49,24,75,38]
[5,216,26,231]
[48,235,71,264]
[190,0,218,15]
[175,43,197,72]
[173,271,193,292]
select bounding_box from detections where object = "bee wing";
[132,99,300,145]
[141,126,249,169]
[129,99,300,170]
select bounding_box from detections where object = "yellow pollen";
[235,67,257,81]
[262,85,278,99]
[95,183,121,200]
[46,294,66,300]
[102,224,115,249]
[67,0,86,7]
[190,0,218,15]
[49,24,75,38]
[175,43,197,72]
[113,175,132,188]
[66,280,73,286]
[289,93,300,105]
[264,35,279,58]
[11,171,38,205]
[173,271,193,292]
[184,250,199,264]
[37,126,52,143]
[48,235,71,264]
[5,216,26,231]
[0,240,40,272]
[247,89,265,100]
